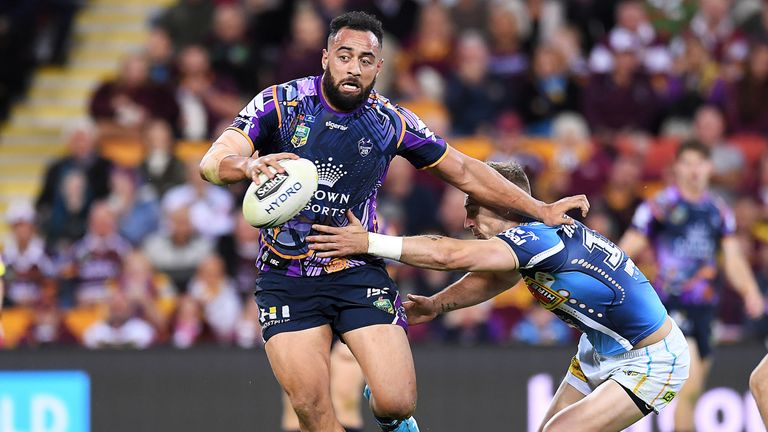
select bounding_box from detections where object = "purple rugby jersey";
[630,186,736,305]
[227,76,448,277]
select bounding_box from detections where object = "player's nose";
[464,217,474,230]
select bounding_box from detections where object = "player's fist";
[745,290,765,319]
[244,152,299,184]
[404,294,438,325]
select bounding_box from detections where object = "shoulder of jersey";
[276,76,321,103]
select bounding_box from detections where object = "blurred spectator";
[666,34,728,119]
[359,0,419,43]
[172,295,202,348]
[82,290,155,349]
[33,0,79,65]
[518,44,581,133]
[235,299,262,348]
[155,0,215,49]
[207,3,259,95]
[547,25,589,77]
[525,0,566,48]
[114,251,177,335]
[588,0,656,74]
[449,0,488,34]
[1,202,55,307]
[107,169,160,246]
[395,2,454,99]
[273,5,325,85]
[692,105,745,199]
[21,301,74,347]
[378,157,440,236]
[162,159,234,238]
[314,0,348,24]
[66,202,131,307]
[485,2,528,82]
[684,0,748,64]
[145,28,175,86]
[646,0,698,40]
[175,45,242,140]
[89,53,179,140]
[487,112,544,180]
[43,169,90,255]
[0,2,38,120]
[725,42,768,135]
[513,305,572,345]
[564,0,619,52]
[142,206,213,290]
[37,121,112,245]
[217,214,260,295]
[582,29,661,135]
[596,155,644,236]
[138,119,186,198]
[444,31,504,136]
[583,207,619,242]
[741,0,768,41]
[757,155,768,217]
[186,254,242,345]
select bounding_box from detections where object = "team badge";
[373,297,394,314]
[661,390,676,403]
[291,124,311,148]
[358,137,373,157]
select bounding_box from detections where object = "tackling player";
[619,140,765,432]
[199,12,588,432]
[308,161,690,432]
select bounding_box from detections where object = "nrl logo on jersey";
[358,137,373,157]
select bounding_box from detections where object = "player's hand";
[307,210,368,258]
[404,294,438,325]
[540,194,590,226]
[745,290,765,319]
[244,152,299,185]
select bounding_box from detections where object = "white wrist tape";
[367,233,403,261]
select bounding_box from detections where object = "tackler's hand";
[540,194,590,226]
[404,294,439,325]
[307,210,369,258]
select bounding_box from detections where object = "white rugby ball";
[242,158,318,228]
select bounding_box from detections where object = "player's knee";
[287,390,331,422]
[750,367,767,397]
[372,394,417,419]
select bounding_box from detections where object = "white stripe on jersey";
[559,303,634,351]
[523,240,565,269]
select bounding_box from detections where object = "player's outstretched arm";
[405,271,521,325]
[721,236,765,319]
[429,148,589,226]
[308,211,519,272]
[199,129,298,185]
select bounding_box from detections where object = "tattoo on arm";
[423,235,443,241]
[440,302,458,313]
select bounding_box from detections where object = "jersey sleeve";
[630,200,655,236]
[227,86,281,153]
[717,200,736,237]
[495,225,565,270]
[394,105,449,169]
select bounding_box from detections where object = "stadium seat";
[643,137,679,180]
[451,135,494,161]
[175,140,210,161]
[729,134,768,167]
[100,137,144,167]
[0,307,34,348]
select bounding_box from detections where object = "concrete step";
[0,181,41,197]
[24,97,86,109]
[0,135,63,145]
[75,30,147,45]
[0,164,45,177]
[1,125,62,139]
[0,144,64,157]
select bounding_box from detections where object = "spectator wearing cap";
[2,202,56,308]
[582,28,661,136]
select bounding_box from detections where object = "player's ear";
[321,49,328,70]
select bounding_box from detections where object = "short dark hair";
[486,161,531,195]
[676,139,711,160]
[329,11,384,48]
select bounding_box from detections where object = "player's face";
[674,149,713,191]
[321,28,382,111]
[464,197,507,240]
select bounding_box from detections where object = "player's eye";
[361,58,372,66]
[339,55,350,61]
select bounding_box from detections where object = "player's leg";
[537,379,587,432]
[265,325,345,432]
[750,354,768,425]
[330,341,365,432]
[673,336,711,432]
[343,324,418,430]
[542,379,646,432]
[281,391,301,432]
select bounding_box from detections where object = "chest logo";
[291,123,311,148]
[358,137,373,157]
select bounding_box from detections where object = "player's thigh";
[679,336,711,396]
[281,391,301,431]
[538,379,587,432]
[265,325,335,407]
[543,379,645,432]
[343,324,417,417]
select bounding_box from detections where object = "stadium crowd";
[1,0,768,349]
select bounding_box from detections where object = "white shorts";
[565,319,690,414]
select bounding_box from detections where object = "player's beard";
[322,71,376,112]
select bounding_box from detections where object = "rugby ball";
[242,158,318,228]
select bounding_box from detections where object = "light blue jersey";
[496,221,668,356]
